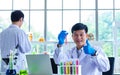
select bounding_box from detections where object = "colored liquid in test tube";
[68,62,70,74]
[28,32,33,41]
[60,62,64,74]
[66,62,69,74]
[76,59,79,75]
[20,70,28,75]
[73,64,76,74]
[64,62,66,74]
[70,61,72,74]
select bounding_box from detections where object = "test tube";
[70,61,72,74]
[66,62,68,74]
[64,62,66,74]
[76,59,79,75]
[60,62,64,74]
[68,62,70,74]
[72,60,75,75]
[57,65,60,75]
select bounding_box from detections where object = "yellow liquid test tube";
[66,62,68,74]
[68,62,71,74]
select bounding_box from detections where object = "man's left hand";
[83,39,96,56]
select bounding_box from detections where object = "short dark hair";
[11,10,24,22]
[71,23,88,33]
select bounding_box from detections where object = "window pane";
[13,0,29,9]
[115,15,120,73]
[114,57,120,73]
[90,41,113,56]
[30,11,44,41]
[98,10,113,41]
[115,10,120,23]
[0,0,12,10]
[31,0,44,9]
[102,42,113,57]
[63,10,79,41]
[81,0,95,9]
[0,11,11,30]
[115,11,120,41]
[98,0,113,9]
[47,0,62,9]
[63,0,79,9]
[81,10,96,39]
[118,43,120,56]
[31,42,44,54]
[47,11,62,41]
[115,0,120,9]
[21,11,29,33]
[115,21,120,41]
[46,43,57,55]
[117,27,120,40]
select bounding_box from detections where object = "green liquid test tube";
[20,70,28,75]
[60,62,64,74]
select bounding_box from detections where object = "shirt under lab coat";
[0,25,31,73]
[53,44,110,75]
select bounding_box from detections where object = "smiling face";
[72,29,87,49]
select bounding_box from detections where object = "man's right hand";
[58,30,68,45]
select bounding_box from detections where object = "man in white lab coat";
[0,10,31,73]
[54,23,110,75]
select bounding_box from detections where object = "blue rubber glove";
[58,30,68,45]
[83,39,96,55]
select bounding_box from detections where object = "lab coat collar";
[9,24,19,28]
[71,47,84,58]
[75,47,87,63]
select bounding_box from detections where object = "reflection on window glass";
[98,0,113,9]
[31,0,44,9]
[47,0,62,9]
[81,10,95,39]
[98,10,113,41]
[0,0,12,9]
[63,0,79,9]
[30,11,44,41]
[14,0,29,9]
[81,0,95,9]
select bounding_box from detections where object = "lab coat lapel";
[71,47,78,58]
[71,47,87,62]
[78,48,87,65]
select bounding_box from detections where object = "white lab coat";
[54,45,110,75]
[0,25,31,73]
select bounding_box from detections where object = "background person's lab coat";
[0,25,31,73]
[54,46,110,75]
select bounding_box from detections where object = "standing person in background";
[0,10,31,73]
[53,23,110,75]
